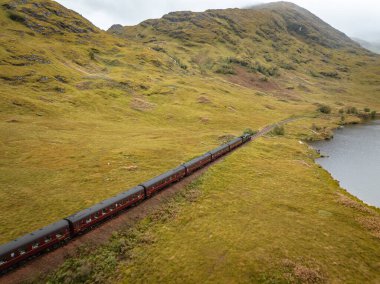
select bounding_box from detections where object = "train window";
[56,233,62,238]
[0,259,5,265]
[45,236,52,243]
[19,249,26,255]
[10,252,15,258]
[32,242,39,249]
[86,218,92,223]
[102,209,107,215]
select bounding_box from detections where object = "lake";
[311,120,380,208]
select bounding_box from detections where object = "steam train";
[0,134,252,273]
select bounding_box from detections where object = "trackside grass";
[44,134,380,283]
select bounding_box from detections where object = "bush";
[319,71,340,79]
[243,128,257,136]
[364,107,371,113]
[346,107,358,114]
[215,64,236,75]
[370,110,377,119]
[317,105,331,114]
[272,125,285,136]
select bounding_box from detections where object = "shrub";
[243,128,257,136]
[272,125,285,136]
[317,105,331,114]
[319,71,340,79]
[227,57,250,67]
[370,110,377,119]
[364,107,370,113]
[215,64,236,75]
[346,107,358,114]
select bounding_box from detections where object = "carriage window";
[86,218,92,223]
[10,252,15,258]
[95,212,99,219]
[56,232,62,238]
[19,249,26,255]
[0,259,5,264]
[45,236,52,243]
[32,242,39,249]
[102,209,107,215]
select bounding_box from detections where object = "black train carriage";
[140,166,186,197]
[65,186,145,234]
[0,220,70,271]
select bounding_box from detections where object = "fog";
[55,0,380,42]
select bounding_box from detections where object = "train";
[0,133,252,273]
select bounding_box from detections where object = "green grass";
[43,134,380,283]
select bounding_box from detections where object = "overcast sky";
[55,0,380,42]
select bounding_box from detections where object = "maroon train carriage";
[65,186,145,234]
[227,137,243,150]
[0,220,70,272]
[209,144,230,161]
[183,153,212,176]
[140,166,186,197]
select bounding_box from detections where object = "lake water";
[311,120,380,208]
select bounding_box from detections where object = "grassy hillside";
[0,1,380,281]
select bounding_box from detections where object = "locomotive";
[0,133,252,273]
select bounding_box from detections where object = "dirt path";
[0,117,300,283]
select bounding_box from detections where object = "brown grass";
[357,216,380,239]
[130,97,156,111]
[337,193,373,214]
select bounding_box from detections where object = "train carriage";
[0,220,70,271]
[227,137,243,150]
[65,186,145,234]
[209,144,230,161]
[140,166,186,197]
[183,153,212,176]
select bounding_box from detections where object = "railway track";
[0,117,300,283]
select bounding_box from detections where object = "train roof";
[65,185,144,223]
[209,144,229,155]
[0,220,69,258]
[226,137,243,145]
[140,165,186,189]
[183,153,211,168]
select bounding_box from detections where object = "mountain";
[108,1,375,94]
[352,37,380,54]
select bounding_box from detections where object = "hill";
[352,37,380,54]
[1,0,380,282]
